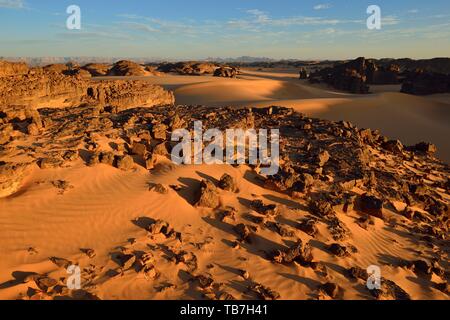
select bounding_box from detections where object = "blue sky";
[0,0,449,59]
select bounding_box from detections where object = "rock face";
[0,60,29,77]
[401,69,450,95]
[107,60,146,76]
[366,62,400,85]
[0,62,175,111]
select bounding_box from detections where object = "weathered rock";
[149,183,169,194]
[382,140,404,154]
[369,279,411,300]
[152,123,168,140]
[214,67,237,78]
[249,283,280,300]
[196,180,220,208]
[298,219,318,236]
[319,282,339,299]
[347,266,368,280]
[108,60,146,76]
[234,223,252,242]
[309,200,335,218]
[0,60,29,77]
[131,142,148,157]
[272,240,314,266]
[116,155,134,171]
[39,157,63,169]
[218,174,237,192]
[317,150,330,167]
[250,200,278,216]
[0,162,31,198]
[357,194,384,219]
[81,63,110,76]
[328,243,350,257]
[410,142,437,155]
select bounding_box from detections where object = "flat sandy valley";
[0,67,449,301]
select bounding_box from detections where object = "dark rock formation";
[401,69,450,95]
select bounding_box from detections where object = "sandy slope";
[1,159,447,300]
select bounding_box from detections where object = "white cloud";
[0,0,25,9]
[314,3,333,10]
[382,15,400,26]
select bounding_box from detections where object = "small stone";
[328,243,350,257]
[319,282,339,299]
[317,150,330,167]
[196,180,220,208]
[218,174,237,192]
[149,183,169,194]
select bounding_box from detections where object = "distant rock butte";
[0,61,175,111]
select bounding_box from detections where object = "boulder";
[196,180,220,208]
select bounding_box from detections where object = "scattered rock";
[249,283,280,300]
[357,194,384,219]
[116,155,134,171]
[196,180,220,208]
[328,243,350,257]
[319,282,339,299]
[234,223,252,242]
[218,174,237,192]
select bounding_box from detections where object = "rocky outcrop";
[43,64,69,74]
[0,61,29,77]
[85,80,175,112]
[82,63,111,76]
[213,67,237,78]
[0,63,175,111]
[309,57,370,94]
[401,69,450,95]
[0,162,33,198]
[107,60,146,76]
[309,57,400,93]
[366,62,400,85]
[158,62,220,76]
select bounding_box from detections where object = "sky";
[0,0,449,59]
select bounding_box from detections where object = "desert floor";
[0,69,448,300]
